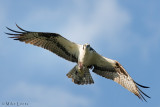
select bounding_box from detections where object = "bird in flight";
[6,24,150,101]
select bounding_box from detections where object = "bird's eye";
[86,45,90,49]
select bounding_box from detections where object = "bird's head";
[83,43,90,50]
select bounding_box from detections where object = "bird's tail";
[66,65,94,85]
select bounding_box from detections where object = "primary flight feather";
[6,24,150,101]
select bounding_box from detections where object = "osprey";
[6,24,150,101]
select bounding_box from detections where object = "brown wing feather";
[92,53,150,101]
[6,24,80,62]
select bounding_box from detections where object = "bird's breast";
[79,52,93,66]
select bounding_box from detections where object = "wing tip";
[134,81,151,102]
[5,24,31,40]
[134,81,150,88]
[15,24,29,32]
[5,24,29,36]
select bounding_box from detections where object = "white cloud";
[6,82,91,107]
[62,0,131,54]
[15,0,131,46]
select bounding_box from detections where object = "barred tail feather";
[67,65,94,85]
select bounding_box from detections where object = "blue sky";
[0,0,160,107]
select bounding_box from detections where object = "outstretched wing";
[92,52,150,101]
[5,24,80,62]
